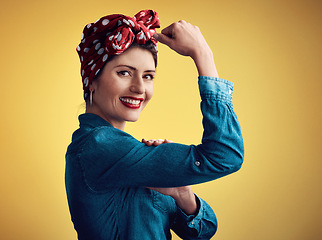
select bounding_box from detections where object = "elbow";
[205,150,243,177]
[216,143,244,175]
[231,155,243,173]
[219,154,243,176]
[237,140,245,169]
[196,140,244,175]
[226,133,244,173]
[226,124,244,173]
[233,149,244,171]
[228,144,244,173]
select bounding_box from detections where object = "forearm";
[192,45,219,78]
[172,187,198,216]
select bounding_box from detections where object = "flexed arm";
[148,20,221,217]
[78,20,244,191]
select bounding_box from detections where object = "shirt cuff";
[176,194,214,232]
[198,76,234,104]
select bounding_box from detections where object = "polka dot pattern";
[102,54,108,62]
[76,9,160,100]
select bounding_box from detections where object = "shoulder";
[87,125,138,148]
[80,125,142,162]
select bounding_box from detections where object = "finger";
[142,139,172,146]
[143,139,155,146]
[146,140,154,146]
[153,33,173,47]
[142,138,153,146]
[152,139,164,146]
[160,23,175,37]
[178,19,187,24]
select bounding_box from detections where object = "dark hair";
[130,40,158,67]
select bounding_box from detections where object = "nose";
[130,76,145,94]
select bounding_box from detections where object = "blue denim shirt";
[65,76,244,239]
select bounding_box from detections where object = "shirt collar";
[78,113,113,128]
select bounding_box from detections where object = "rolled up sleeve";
[172,194,218,239]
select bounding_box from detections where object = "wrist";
[173,188,198,216]
[192,48,219,78]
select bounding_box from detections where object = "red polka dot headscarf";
[76,9,160,100]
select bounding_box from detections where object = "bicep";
[80,133,235,191]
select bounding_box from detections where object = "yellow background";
[0,0,321,239]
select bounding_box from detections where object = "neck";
[85,107,126,131]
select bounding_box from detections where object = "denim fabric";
[65,76,244,239]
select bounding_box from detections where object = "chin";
[124,115,140,123]
[126,119,139,123]
[123,110,143,123]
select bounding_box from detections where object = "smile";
[119,97,143,109]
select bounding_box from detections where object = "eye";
[144,74,155,81]
[117,71,131,77]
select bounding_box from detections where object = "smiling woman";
[86,46,156,130]
[65,9,244,240]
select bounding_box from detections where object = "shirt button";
[195,161,201,167]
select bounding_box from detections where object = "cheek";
[145,83,154,101]
[102,81,123,98]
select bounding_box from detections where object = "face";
[88,47,155,130]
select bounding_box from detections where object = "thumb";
[153,33,173,47]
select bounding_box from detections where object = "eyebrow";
[115,65,155,72]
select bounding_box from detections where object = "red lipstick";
[119,96,144,109]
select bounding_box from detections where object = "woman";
[65,9,244,239]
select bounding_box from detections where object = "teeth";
[120,97,141,105]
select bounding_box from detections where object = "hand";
[149,185,198,216]
[153,20,218,77]
[147,185,191,199]
[153,20,209,59]
[141,138,173,146]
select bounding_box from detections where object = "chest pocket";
[152,190,176,214]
